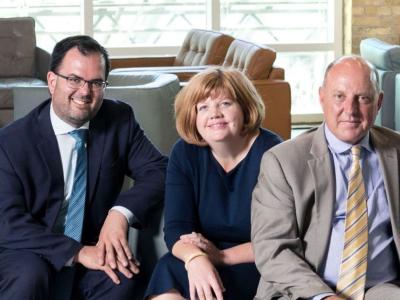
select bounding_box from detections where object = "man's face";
[319,59,383,144]
[47,47,106,128]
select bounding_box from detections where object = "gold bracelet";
[184,252,207,270]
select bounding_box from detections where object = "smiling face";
[319,57,383,144]
[195,92,244,146]
[47,47,105,128]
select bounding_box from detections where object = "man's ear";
[47,71,56,95]
[377,91,384,111]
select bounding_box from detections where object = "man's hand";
[180,232,224,265]
[74,245,133,284]
[97,210,139,277]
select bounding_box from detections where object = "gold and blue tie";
[336,145,368,300]
[64,129,88,242]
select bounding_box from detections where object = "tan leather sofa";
[112,37,291,140]
[111,29,234,81]
[223,39,291,140]
[0,17,50,127]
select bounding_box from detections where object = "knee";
[13,253,52,293]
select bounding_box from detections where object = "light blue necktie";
[64,129,88,242]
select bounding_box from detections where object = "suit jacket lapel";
[36,102,65,227]
[87,110,106,204]
[371,128,400,247]
[308,125,336,271]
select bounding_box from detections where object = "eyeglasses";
[54,72,108,90]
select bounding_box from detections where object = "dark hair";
[50,35,110,79]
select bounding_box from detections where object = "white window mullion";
[207,0,220,31]
[333,0,343,58]
[81,0,93,36]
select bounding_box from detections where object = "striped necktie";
[336,145,368,300]
[64,129,88,242]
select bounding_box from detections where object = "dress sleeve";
[163,141,199,251]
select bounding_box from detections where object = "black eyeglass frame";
[54,72,109,90]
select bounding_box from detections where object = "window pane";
[93,0,206,47]
[0,1,81,52]
[275,51,334,114]
[220,0,333,44]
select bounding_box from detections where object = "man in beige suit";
[251,56,400,300]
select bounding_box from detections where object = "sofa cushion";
[174,29,234,67]
[0,78,46,109]
[222,39,276,80]
[360,38,400,71]
[0,17,36,78]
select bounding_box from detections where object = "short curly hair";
[175,67,265,146]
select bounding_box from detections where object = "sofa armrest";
[35,47,51,81]
[111,56,177,70]
[269,67,285,80]
[111,65,210,82]
[253,79,291,140]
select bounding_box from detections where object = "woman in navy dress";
[145,67,282,300]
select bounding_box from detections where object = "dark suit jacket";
[0,99,168,271]
[251,125,400,299]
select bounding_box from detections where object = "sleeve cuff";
[310,292,336,300]
[110,206,138,226]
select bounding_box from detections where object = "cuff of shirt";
[110,206,138,226]
[310,292,336,300]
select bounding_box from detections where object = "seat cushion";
[223,39,276,80]
[360,38,400,71]
[0,17,36,78]
[0,78,46,109]
[174,29,234,67]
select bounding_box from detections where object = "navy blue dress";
[145,128,281,299]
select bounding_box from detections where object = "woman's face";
[195,93,244,145]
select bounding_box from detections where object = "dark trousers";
[0,248,137,300]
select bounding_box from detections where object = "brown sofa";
[0,17,50,127]
[111,29,234,81]
[223,39,291,140]
[112,37,291,140]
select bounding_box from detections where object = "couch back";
[13,73,180,155]
[222,39,276,80]
[360,38,400,129]
[174,29,234,67]
[0,17,37,78]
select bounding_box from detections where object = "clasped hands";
[180,232,226,300]
[74,210,139,284]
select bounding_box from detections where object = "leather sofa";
[112,36,292,140]
[222,39,291,140]
[111,29,234,81]
[360,38,400,130]
[0,17,50,127]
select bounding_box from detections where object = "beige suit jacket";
[251,125,400,300]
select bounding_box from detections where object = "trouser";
[0,248,137,300]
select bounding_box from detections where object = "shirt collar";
[324,123,373,155]
[50,103,89,135]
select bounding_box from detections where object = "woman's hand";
[186,254,225,300]
[180,232,224,265]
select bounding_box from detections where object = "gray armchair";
[0,17,50,127]
[360,38,400,130]
[14,72,179,154]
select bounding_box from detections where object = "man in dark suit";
[0,35,168,299]
[252,56,400,300]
